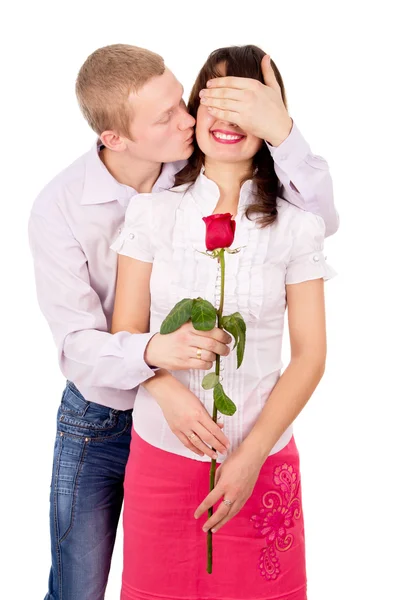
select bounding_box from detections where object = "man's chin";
[163,145,194,164]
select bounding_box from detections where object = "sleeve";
[110,194,154,262]
[266,121,340,238]
[28,206,157,391]
[286,211,337,285]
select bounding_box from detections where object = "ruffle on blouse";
[169,191,271,323]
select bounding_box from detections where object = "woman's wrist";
[239,432,270,467]
[142,369,185,406]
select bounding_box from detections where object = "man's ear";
[100,130,127,152]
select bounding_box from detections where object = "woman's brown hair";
[174,45,287,228]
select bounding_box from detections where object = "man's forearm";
[62,329,156,390]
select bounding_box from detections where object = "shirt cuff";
[265,121,311,172]
[123,332,159,388]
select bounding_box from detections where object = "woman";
[111,45,335,600]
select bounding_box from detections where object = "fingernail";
[200,97,207,103]
[211,528,216,533]
[212,453,218,460]
[203,526,208,532]
[199,90,204,97]
[207,80,213,87]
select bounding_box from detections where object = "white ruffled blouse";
[111,170,335,461]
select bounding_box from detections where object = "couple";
[29,43,338,600]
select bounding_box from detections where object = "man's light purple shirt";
[28,123,339,409]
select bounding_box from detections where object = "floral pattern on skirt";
[251,463,301,581]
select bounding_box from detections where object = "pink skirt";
[122,430,307,600]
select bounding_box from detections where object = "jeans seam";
[58,412,119,432]
[53,435,64,600]
[58,438,89,545]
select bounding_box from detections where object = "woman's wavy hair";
[174,45,288,227]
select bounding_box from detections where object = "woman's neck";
[203,159,253,216]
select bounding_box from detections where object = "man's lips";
[211,129,246,144]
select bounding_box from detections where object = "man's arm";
[266,121,339,237]
[28,206,157,390]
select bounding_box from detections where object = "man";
[29,44,339,600]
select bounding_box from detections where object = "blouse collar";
[189,166,255,216]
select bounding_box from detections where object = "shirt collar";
[190,166,255,216]
[81,141,187,207]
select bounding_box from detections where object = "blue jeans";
[45,381,133,600]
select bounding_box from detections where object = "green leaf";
[201,373,219,390]
[221,315,239,351]
[191,298,217,331]
[221,312,246,369]
[213,383,236,416]
[160,298,194,334]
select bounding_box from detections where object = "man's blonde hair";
[76,44,165,136]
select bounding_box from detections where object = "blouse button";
[313,254,320,262]
[129,233,135,240]
[118,228,122,234]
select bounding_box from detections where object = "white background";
[2,1,397,598]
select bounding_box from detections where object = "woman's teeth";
[212,132,243,140]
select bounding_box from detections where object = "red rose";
[202,213,236,251]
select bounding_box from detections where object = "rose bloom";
[202,213,236,251]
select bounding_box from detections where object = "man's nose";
[179,112,195,130]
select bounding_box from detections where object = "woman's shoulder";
[275,198,326,238]
[125,185,190,223]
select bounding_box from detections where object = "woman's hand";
[146,371,230,459]
[194,444,264,533]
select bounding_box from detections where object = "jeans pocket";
[60,381,90,416]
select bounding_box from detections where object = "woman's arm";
[195,277,326,532]
[111,254,231,458]
[111,254,152,336]
[240,277,326,461]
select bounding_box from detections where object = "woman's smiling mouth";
[211,129,246,144]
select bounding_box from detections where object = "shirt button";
[118,228,122,234]
[313,254,320,262]
[129,233,135,240]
